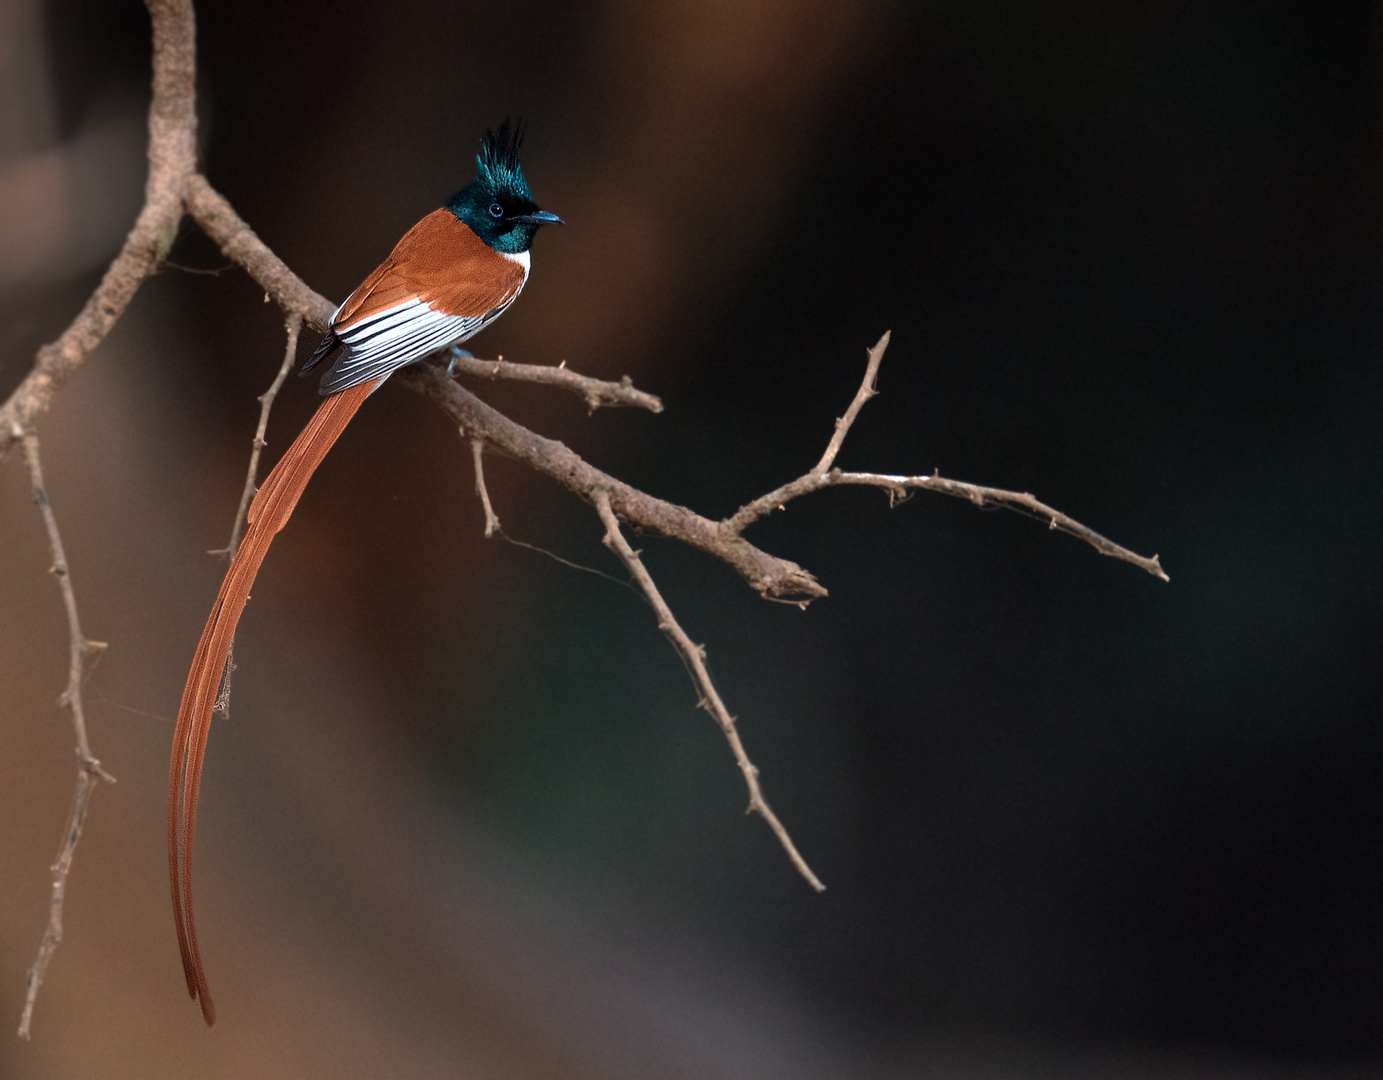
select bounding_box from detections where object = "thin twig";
[207,316,301,715]
[466,433,629,580]
[497,534,630,585]
[447,353,663,413]
[813,330,888,475]
[843,470,1168,579]
[218,315,301,559]
[15,426,114,1040]
[594,491,825,892]
[470,437,502,537]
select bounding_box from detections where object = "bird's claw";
[445,346,474,379]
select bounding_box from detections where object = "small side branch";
[447,352,663,413]
[840,470,1169,579]
[470,437,501,537]
[594,491,825,892]
[219,315,301,559]
[813,330,888,475]
[15,427,114,1040]
[208,316,301,715]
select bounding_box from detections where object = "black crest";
[476,119,531,200]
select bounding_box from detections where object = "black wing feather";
[300,331,342,376]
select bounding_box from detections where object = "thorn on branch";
[81,753,116,784]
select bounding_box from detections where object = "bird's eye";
[489,202,504,218]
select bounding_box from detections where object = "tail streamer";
[168,380,374,1025]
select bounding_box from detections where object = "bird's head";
[446,120,562,253]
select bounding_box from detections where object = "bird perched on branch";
[167,120,561,1025]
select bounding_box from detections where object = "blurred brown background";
[1,0,1380,1076]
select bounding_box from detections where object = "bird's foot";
[445,347,475,378]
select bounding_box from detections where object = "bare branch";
[217,316,302,559]
[447,353,663,413]
[183,174,335,327]
[594,492,825,892]
[400,364,829,600]
[0,0,198,461]
[470,438,501,537]
[15,427,115,1039]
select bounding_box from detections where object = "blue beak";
[511,210,564,226]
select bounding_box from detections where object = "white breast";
[497,249,532,279]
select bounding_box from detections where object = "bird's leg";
[446,346,474,378]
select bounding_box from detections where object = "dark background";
[0,0,1378,1076]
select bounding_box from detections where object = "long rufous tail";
[168,380,375,1025]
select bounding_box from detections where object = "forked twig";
[15,426,114,1040]
[594,490,825,892]
[720,333,1168,581]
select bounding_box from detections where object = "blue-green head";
[446,120,562,253]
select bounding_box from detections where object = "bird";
[167,120,561,1025]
